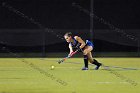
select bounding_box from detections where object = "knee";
[83,50,88,55]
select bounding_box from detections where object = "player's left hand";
[69,51,78,57]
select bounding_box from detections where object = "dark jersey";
[69,37,94,51]
[69,37,81,51]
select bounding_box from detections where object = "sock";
[84,55,88,68]
[92,59,101,66]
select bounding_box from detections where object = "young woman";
[64,32,102,70]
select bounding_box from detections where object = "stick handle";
[69,50,78,57]
[58,50,78,64]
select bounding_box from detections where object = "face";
[64,35,72,43]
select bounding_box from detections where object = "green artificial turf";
[0,58,139,93]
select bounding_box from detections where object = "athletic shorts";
[85,40,94,48]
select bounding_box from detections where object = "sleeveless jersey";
[69,37,94,51]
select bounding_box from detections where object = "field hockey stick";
[58,50,78,64]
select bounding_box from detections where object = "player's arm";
[68,44,78,57]
[74,36,86,49]
[69,44,73,55]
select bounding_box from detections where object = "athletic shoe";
[82,67,88,70]
[95,63,102,70]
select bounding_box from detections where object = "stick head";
[58,58,65,64]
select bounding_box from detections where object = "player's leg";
[82,46,93,70]
[87,52,102,70]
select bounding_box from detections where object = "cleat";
[82,67,88,70]
[94,63,102,70]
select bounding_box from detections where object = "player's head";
[64,32,72,43]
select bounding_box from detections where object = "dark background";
[0,0,140,57]
[0,0,140,29]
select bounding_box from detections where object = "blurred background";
[0,0,139,57]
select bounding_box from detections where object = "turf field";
[0,58,139,93]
